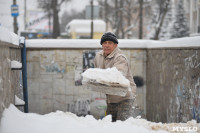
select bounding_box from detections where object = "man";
[93,32,136,122]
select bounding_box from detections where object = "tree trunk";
[48,10,52,38]
[104,0,108,31]
[139,0,143,39]
[120,0,124,38]
[52,0,60,38]
[115,0,119,36]
[126,0,131,39]
[153,0,170,40]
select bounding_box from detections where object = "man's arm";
[113,55,129,77]
[93,55,98,68]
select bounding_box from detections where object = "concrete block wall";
[146,49,200,123]
[27,48,146,117]
[27,49,101,115]
[0,42,21,122]
[1,37,199,123]
[0,30,199,124]
[123,49,147,116]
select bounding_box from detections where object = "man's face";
[102,41,117,56]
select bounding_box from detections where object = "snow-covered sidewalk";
[0,104,199,133]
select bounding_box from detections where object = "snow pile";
[81,67,130,88]
[11,60,22,69]
[15,95,25,105]
[0,104,165,133]
[0,27,19,46]
[1,104,199,133]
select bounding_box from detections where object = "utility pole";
[52,0,60,38]
[24,0,27,30]
[13,0,18,34]
[115,0,119,37]
[139,0,143,39]
[120,0,124,38]
[90,0,94,39]
[48,2,52,38]
[104,0,108,31]
[189,0,193,34]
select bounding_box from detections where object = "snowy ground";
[0,104,199,133]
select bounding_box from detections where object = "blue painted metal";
[20,37,29,113]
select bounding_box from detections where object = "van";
[65,19,106,39]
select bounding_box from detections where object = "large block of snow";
[82,67,130,96]
[11,60,22,69]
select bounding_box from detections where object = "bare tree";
[98,0,139,39]
[119,0,124,38]
[52,0,60,38]
[60,10,85,33]
[170,0,189,39]
[139,0,143,39]
[38,0,52,37]
[38,0,69,38]
[149,0,171,40]
[114,0,119,36]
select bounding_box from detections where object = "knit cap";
[100,32,118,45]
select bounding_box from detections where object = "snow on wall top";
[26,39,102,49]
[0,27,19,46]
[26,36,200,49]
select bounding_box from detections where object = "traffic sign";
[11,4,19,17]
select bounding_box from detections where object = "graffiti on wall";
[75,50,97,86]
[45,62,65,73]
[173,51,200,123]
[83,50,97,71]
[75,65,83,86]
[67,99,90,116]
[184,51,200,71]
[192,77,200,122]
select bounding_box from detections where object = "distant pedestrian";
[93,32,137,122]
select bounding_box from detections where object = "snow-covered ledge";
[0,27,19,46]
[15,95,25,106]
[11,60,22,69]
[26,36,200,49]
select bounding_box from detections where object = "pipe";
[20,37,29,113]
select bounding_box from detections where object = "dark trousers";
[106,99,135,122]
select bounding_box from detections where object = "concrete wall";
[26,42,200,123]
[0,42,22,122]
[27,48,146,117]
[146,48,200,123]
[1,37,199,123]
